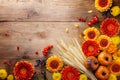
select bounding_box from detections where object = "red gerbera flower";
[14,61,34,80]
[101,18,120,37]
[61,66,80,80]
[82,40,99,57]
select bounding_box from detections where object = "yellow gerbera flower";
[83,27,100,40]
[111,36,120,45]
[52,72,61,80]
[108,73,117,80]
[107,44,117,54]
[7,74,14,80]
[0,69,8,79]
[97,35,111,50]
[95,0,112,12]
[113,49,120,60]
[110,6,120,17]
[46,56,63,72]
[79,74,88,80]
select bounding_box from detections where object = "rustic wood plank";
[0,0,119,22]
[0,0,105,21]
[0,22,87,59]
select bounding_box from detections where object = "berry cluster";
[78,17,86,22]
[42,45,53,56]
[88,16,99,26]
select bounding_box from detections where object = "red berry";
[43,53,47,56]
[3,61,10,65]
[44,51,48,53]
[90,19,95,24]
[78,17,86,22]
[17,46,20,52]
[93,16,99,22]
[49,45,53,48]
[35,51,39,55]
[88,22,92,26]
[44,48,48,51]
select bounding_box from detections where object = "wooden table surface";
[0,0,120,79]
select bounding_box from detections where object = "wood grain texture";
[0,0,120,79]
[0,0,105,21]
[0,22,86,59]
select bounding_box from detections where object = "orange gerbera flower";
[107,44,117,54]
[14,61,34,80]
[82,40,100,57]
[97,35,111,50]
[83,27,100,40]
[95,0,112,12]
[100,18,120,37]
[61,66,80,80]
[46,56,63,72]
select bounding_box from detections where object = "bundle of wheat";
[56,38,97,80]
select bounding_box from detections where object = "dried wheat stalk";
[56,38,97,80]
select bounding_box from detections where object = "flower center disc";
[0,73,3,75]
[112,64,120,72]
[88,31,96,39]
[99,0,108,7]
[50,60,59,69]
[107,24,115,31]
[55,75,59,79]
[100,39,108,47]
[20,68,27,74]
[67,71,74,79]
[88,46,94,52]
